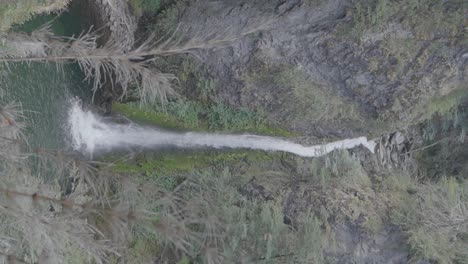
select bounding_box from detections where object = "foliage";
[416,101,468,179]
[167,99,203,127]
[207,102,265,131]
[390,177,468,263]
[0,103,116,263]
[311,150,371,189]
[113,101,293,136]
[150,1,184,36]
[194,169,329,263]
[113,101,200,131]
[0,103,234,263]
[109,150,274,181]
[295,210,325,263]
[412,87,468,124]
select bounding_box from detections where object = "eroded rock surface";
[178,0,466,138]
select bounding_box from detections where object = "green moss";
[112,102,200,131]
[108,150,274,191]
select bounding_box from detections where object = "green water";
[13,7,83,36]
[0,63,90,149]
[0,11,92,149]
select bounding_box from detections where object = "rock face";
[375,131,412,168]
[178,0,466,138]
[72,0,136,50]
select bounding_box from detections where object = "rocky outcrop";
[176,0,466,138]
[375,131,412,168]
[72,0,136,51]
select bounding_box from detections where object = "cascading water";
[68,100,377,157]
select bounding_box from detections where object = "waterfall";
[68,100,376,157]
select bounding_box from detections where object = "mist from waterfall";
[68,100,376,157]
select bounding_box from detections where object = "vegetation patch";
[244,63,363,126]
[192,169,333,263]
[408,86,468,124]
[108,150,276,189]
[390,177,468,264]
[112,102,201,131]
[347,0,464,39]
[113,100,293,136]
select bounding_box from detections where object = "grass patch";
[112,102,199,131]
[108,150,275,189]
[206,102,290,136]
[113,101,293,137]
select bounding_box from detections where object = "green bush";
[390,177,468,263]
[311,150,370,189]
[166,99,203,128]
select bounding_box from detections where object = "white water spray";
[68,100,376,157]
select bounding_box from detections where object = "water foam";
[68,100,376,157]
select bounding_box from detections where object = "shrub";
[390,177,468,263]
[194,169,329,263]
[311,150,371,189]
